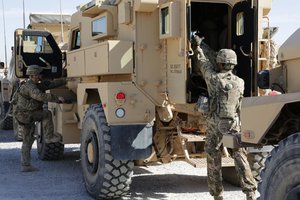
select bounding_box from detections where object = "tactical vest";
[12,81,42,111]
[216,72,243,120]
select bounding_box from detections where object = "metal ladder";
[177,126,235,168]
[177,126,207,167]
[258,16,271,69]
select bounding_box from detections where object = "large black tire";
[247,152,270,182]
[36,122,64,160]
[0,116,13,130]
[0,102,13,130]
[258,133,300,200]
[81,104,134,199]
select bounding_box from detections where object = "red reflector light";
[116,92,126,100]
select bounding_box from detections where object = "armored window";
[236,12,244,36]
[23,35,53,54]
[92,16,107,36]
[161,7,170,35]
[89,11,116,40]
[71,29,81,50]
[159,2,180,39]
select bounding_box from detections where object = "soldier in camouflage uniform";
[13,65,66,172]
[192,35,257,200]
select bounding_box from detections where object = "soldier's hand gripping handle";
[194,35,205,46]
[58,96,65,103]
[191,34,207,62]
[196,42,207,62]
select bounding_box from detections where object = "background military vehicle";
[13,0,298,199]
[0,60,12,130]
[28,13,71,49]
[1,12,71,140]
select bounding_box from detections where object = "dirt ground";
[0,130,252,200]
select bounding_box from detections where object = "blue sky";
[269,0,300,45]
[0,0,299,65]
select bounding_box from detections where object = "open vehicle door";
[161,1,187,104]
[14,29,63,79]
[232,0,258,97]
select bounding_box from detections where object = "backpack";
[216,72,243,119]
[11,80,26,106]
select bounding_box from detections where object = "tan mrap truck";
[13,0,294,199]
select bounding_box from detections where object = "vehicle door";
[14,29,63,79]
[232,0,258,97]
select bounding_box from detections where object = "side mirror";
[62,52,67,61]
[257,70,269,89]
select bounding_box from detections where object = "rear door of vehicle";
[232,0,258,97]
[163,0,188,104]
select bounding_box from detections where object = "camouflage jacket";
[193,45,244,122]
[14,78,66,112]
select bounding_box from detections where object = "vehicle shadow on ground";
[1,130,244,200]
[125,164,243,200]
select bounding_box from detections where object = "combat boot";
[214,196,223,200]
[21,165,39,172]
[246,192,256,200]
[45,134,62,143]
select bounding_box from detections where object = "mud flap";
[111,124,152,160]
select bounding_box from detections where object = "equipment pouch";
[196,96,209,113]
[14,110,32,124]
[218,119,236,134]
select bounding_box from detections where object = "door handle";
[240,46,252,58]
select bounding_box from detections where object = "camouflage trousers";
[204,120,257,197]
[17,110,54,166]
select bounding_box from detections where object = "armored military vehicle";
[14,0,298,199]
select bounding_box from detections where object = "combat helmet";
[26,65,43,76]
[216,49,237,70]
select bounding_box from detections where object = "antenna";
[60,0,64,43]
[23,0,25,28]
[1,0,7,68]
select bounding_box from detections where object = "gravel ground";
[0,130,252,200]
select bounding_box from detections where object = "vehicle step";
[186,157,235,168]
[180,133,206,142]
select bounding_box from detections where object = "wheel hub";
[84,131,99,174]
[285,185,300,200]
[87,142,94,163]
